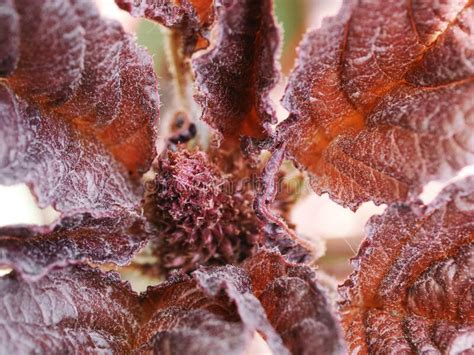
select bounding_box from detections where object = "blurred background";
[1,0,473,284]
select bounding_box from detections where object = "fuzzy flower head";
[145,150,260,274]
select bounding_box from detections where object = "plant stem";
[164,29,190,110]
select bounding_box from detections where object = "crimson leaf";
[255,143,317,263]
[0,0,19,76]
[0,265,139,353]
[0,244,347,354]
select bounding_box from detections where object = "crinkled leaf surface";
[0,261,292,353]
[339,178,474,354]
[0,0,159,214]
[0,219,345,354]
[280,0,474,209]
[0,85,140,213]
[0,213,151,280]
[245,250,346,355]
[193,0,280,140]
[140,264,289,354]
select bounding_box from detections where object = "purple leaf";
[0,265,139,353]
[0,212,151,280]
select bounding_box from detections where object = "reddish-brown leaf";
[7,0,85,104]
[339,178,474,354]
[279,0,474,210]
[192,0,280,141]
[0,213,151,280]
[136,270,256,353]
[0,0,159,214]
[0,237,352,353]
[245,250,347,355]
